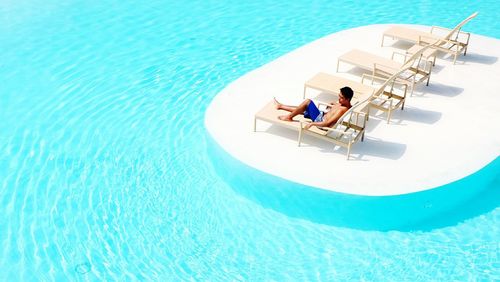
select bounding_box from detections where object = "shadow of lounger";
[462,52,498,64]
[389,106,442,125]
[422,83,464,97]
[349,137,407,160]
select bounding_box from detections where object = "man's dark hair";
[340,87,354,101]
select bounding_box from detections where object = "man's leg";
[277,99,311,121]
[274,97,297,112]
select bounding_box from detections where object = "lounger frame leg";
[387,100,393,124]
[401,85,407,110]
[298,126,303,147]
[464,32,471,56]
[453,45,460,64]
[409,78,415,97]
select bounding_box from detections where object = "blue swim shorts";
[303,101,324,122]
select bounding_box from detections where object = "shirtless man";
[274,86,354,130]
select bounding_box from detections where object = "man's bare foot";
[273,97,282,110]
[278,115,293,121]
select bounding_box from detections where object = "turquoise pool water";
[1,0,499,280]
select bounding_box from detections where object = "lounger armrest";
[361,73,388,85]
[340,110,367,128]
[318,126,355,137]
[372,96,394,105]
[298,121,354,138]
[430,25,452,34]
[439,37,469,47]
[459,31,472,45]
[457,31,471,44]
[430,26,471,45]
[426,38,467,56]
[362,74,408,92]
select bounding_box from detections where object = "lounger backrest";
[402,46,429,68]
[401,44,432,67]
[372,55,418,98]
[443,12,478,41]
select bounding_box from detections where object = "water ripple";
[0,0,499,280]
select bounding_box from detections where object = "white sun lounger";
[381,12,478,64]
[254,99,368,159]
[336,45,433,95]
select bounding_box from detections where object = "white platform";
[205,25,500,196]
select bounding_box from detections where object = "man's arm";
[319,101,337,108]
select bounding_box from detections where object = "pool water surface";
[0,0,499,280]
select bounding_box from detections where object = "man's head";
[339,86,353,106]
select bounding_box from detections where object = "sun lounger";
[336,45,433,95]
[254,100,367,159]
[381,12,478,64]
